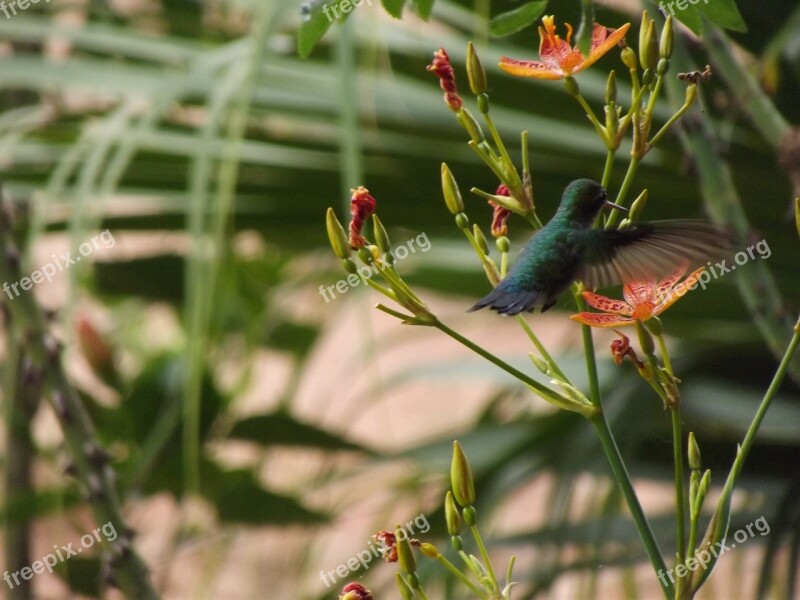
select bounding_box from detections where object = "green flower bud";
[358,246,374,265]
[466,41,488,95]
[628,189,648,222]
[372,214,391,254]
[462,505,476,527]
[688,432,701,471]
[419,542,440,558]
[477,93,489,114]
[395,573,414,600]
[657,57,670,77]
[642,68,654,86]
[441,163,464,215]
[605,70,617,105]
[660,15,674,59]
[685,83,698,107]
[496,236,509,253]
[621,47,637,71]
[455,212,469,230]
[451,441,475,506]
[645,315,663,337]
[396,527,416,574]
[473,224,489,255]
[445,491,462,536]
[341,258,358,274]
[636,319,655,357]
[458,108,485,143]
[326,207,350,259]
[530,353,550,375]
[640,17,658,72]
[451,535,463,551]
[564,76,580,97]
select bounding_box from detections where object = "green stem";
[573,289,601,407]
[601,148,615,189]
[605,156,640,229]
[671,407,687,595]
[432,320,557,401]
[483,113,520,187]
[516,316,569,382]
[588,412,672,599]
[435,554,488,598]
[575,93,608,140]
[470,523,501,594]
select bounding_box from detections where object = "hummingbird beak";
[604,199,628,213]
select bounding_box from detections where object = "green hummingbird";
[469,179,732,316]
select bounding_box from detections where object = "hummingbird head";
[558,179,627,225]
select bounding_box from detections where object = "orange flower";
[570,266,704,328]
[499,16,631,80]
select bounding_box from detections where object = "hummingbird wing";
[577,220,734,289]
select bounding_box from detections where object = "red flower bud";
[348,186,377,249]
[489,184,512,237]
[427,48,463,112]
[339,582,374,600]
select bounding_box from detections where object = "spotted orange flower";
[570,266,704,328]
[499,16,631,80]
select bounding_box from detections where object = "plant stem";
[435,554,488,598]
[605,156,640,229]
[671,407,687,596]
[574,290,601,407]
[588,411,672,599]
[470,523,501,595]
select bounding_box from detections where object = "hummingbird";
[469,179,732,316]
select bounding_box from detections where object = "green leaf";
[698,0,747,32]
[381,0,405,18]
[490,1,548,37]
[297,3,336,58]
[411,0,434,20]
[229,411,375,453]
[575,0,595,56]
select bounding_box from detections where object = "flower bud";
[530,353,550,375]
[496,236,509,253]
[396,527,416,574]
[628,189,648,222]
[340,582,374,600]
[372,214,391,254]
[640,16,658,71]
[427,48,462,112]
[660,15,673,59]
[564,76,580,97]
[685,83,698,107]
[645,315,663,337]
[462,505,476,527]
[419,543,440,558]
[348,186,377,249]
[441,163,464,215]
[466,41,488,95]
[326,207,351,259]
[621,47,637,71]
[445,491,462,536]
[455,212,469,230]
[636,318,655,357]
[605,70,617,105]
[341,258,358,274]
[459,108,485,142]
[657,57,669,76]
[688,432,701,471]
[473,224,489,255]
[450,440,475,506]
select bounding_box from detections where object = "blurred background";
[0,0,799,598]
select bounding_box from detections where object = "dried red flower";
[348,186,377,249]
[339,582,374,600]
[374,530,398,562]
[427,48,463,112]
[489,184,512,237]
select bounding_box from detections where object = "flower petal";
[654,267,705,315]
[570,312,636,328]
[623,280,655,307]
[576,22,631,73]
[655,265,688,300]
[581,290,632,315]
[498,57,565,79]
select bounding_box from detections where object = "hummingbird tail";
[468,287,543,316]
